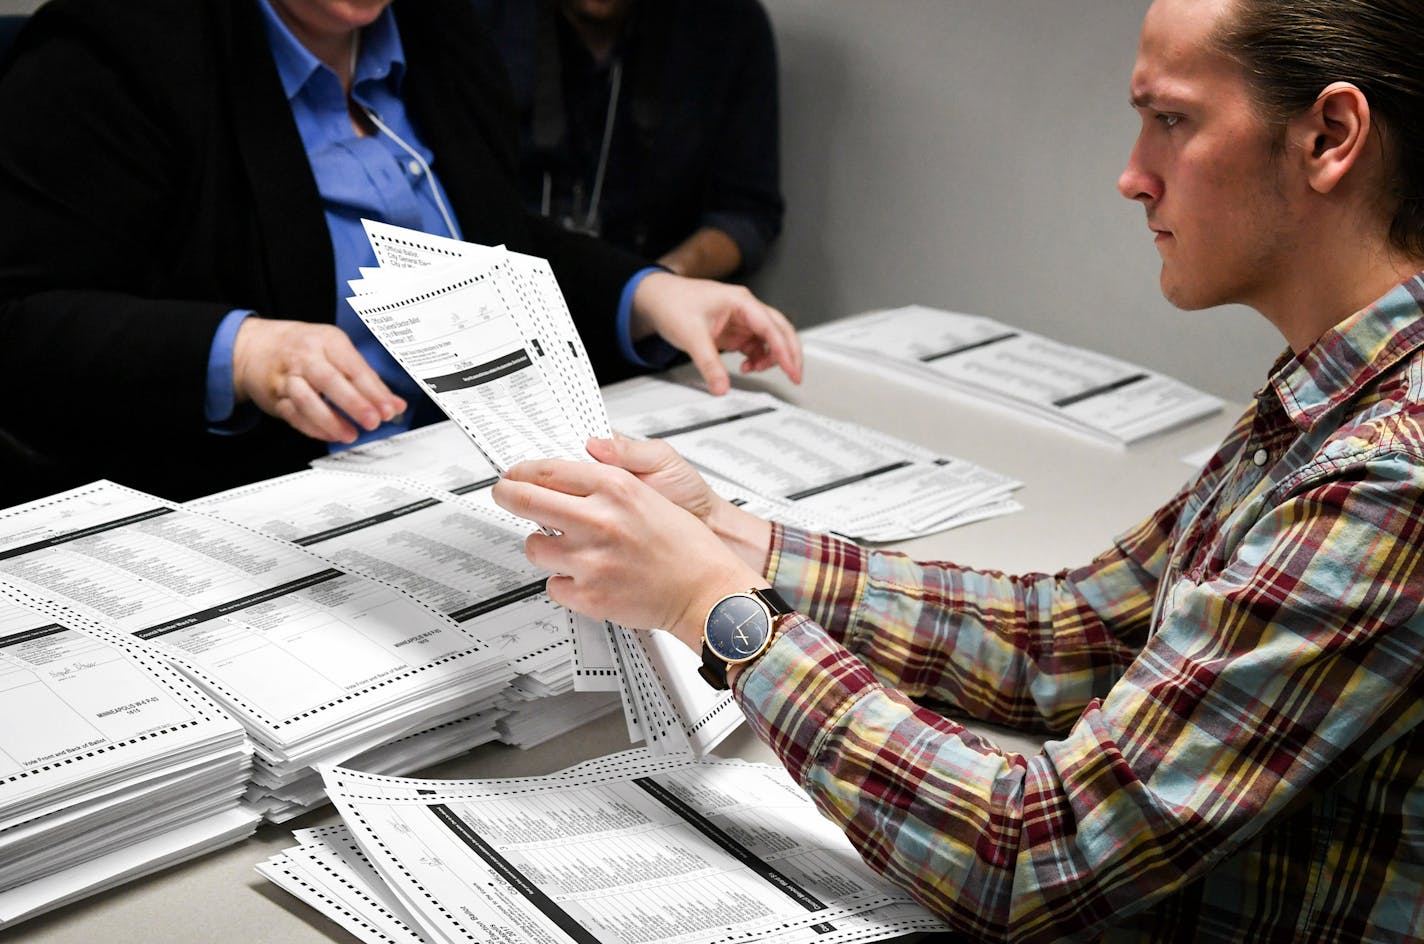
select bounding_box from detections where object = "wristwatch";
[698,587,795,690]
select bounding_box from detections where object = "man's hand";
[585,436,723,521]
[630,271,802,395]
[492,456,761,650]
[585,436,775,578]
[232,317,406,443]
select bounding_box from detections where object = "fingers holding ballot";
[582,436,725,522]
[630,271,804,395]
[492,438,767,652]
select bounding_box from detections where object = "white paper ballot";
[258,824,431,944]
[803,305,1222,444]
[311,751,947,944]
[0,600,234,805]
[607,378,1021,542]
[313,421,501,495]
[348,264,594,468]
[347,222,611,473]
[190,470,561,649]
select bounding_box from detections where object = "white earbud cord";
[348,31,459,240]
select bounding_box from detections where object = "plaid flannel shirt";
[736,276,1424,942]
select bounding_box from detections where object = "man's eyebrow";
[1131,88,1192,110]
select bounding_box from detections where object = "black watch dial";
[704,593,772,663]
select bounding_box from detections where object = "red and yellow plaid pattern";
[735,276,1424,942]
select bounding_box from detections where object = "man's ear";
[1288,81,1372,195]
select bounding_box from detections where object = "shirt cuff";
[617,267,680,368]
[733,612,883,784]
[767,523,868,642]
[701,212,768,274]
[206,309,259,434]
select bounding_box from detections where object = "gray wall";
[0,0,1283,399]
[754,0,1282,400]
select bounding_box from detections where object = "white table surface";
[2,350,1241,944]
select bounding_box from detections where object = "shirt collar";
[1268,272,1424,431]
[256,0,405,101]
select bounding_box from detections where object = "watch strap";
[697,653,730,691]
[752,586,794,618]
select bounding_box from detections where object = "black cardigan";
[0,0,647,504]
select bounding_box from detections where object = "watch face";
[704,593,772,664]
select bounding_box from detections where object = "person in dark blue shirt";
[479,0,784,281]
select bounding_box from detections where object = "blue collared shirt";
[206,1,666,447]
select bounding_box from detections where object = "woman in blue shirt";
[0,0,801,503]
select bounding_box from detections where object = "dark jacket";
[0,0,647,504]
[477,0,783,274]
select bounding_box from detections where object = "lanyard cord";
[541,56,623,232]
[584,57,622,232]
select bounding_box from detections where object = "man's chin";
[1159,272,1216,312]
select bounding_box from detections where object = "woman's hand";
[232,317,405,443]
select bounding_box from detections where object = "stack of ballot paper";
[0,595,255,928]
[803,305,1222,444]
[494,690,622,748]
[606,377,1022,542]
[194,467,632,751]
[258,749,949,944]
[313,419,502,496]
[0,480,514,822]
[190,468,578,697]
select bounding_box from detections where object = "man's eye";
[1156,113,1182,129]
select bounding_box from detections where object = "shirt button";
[1252,448,1269,467]
[407,159,423,177]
